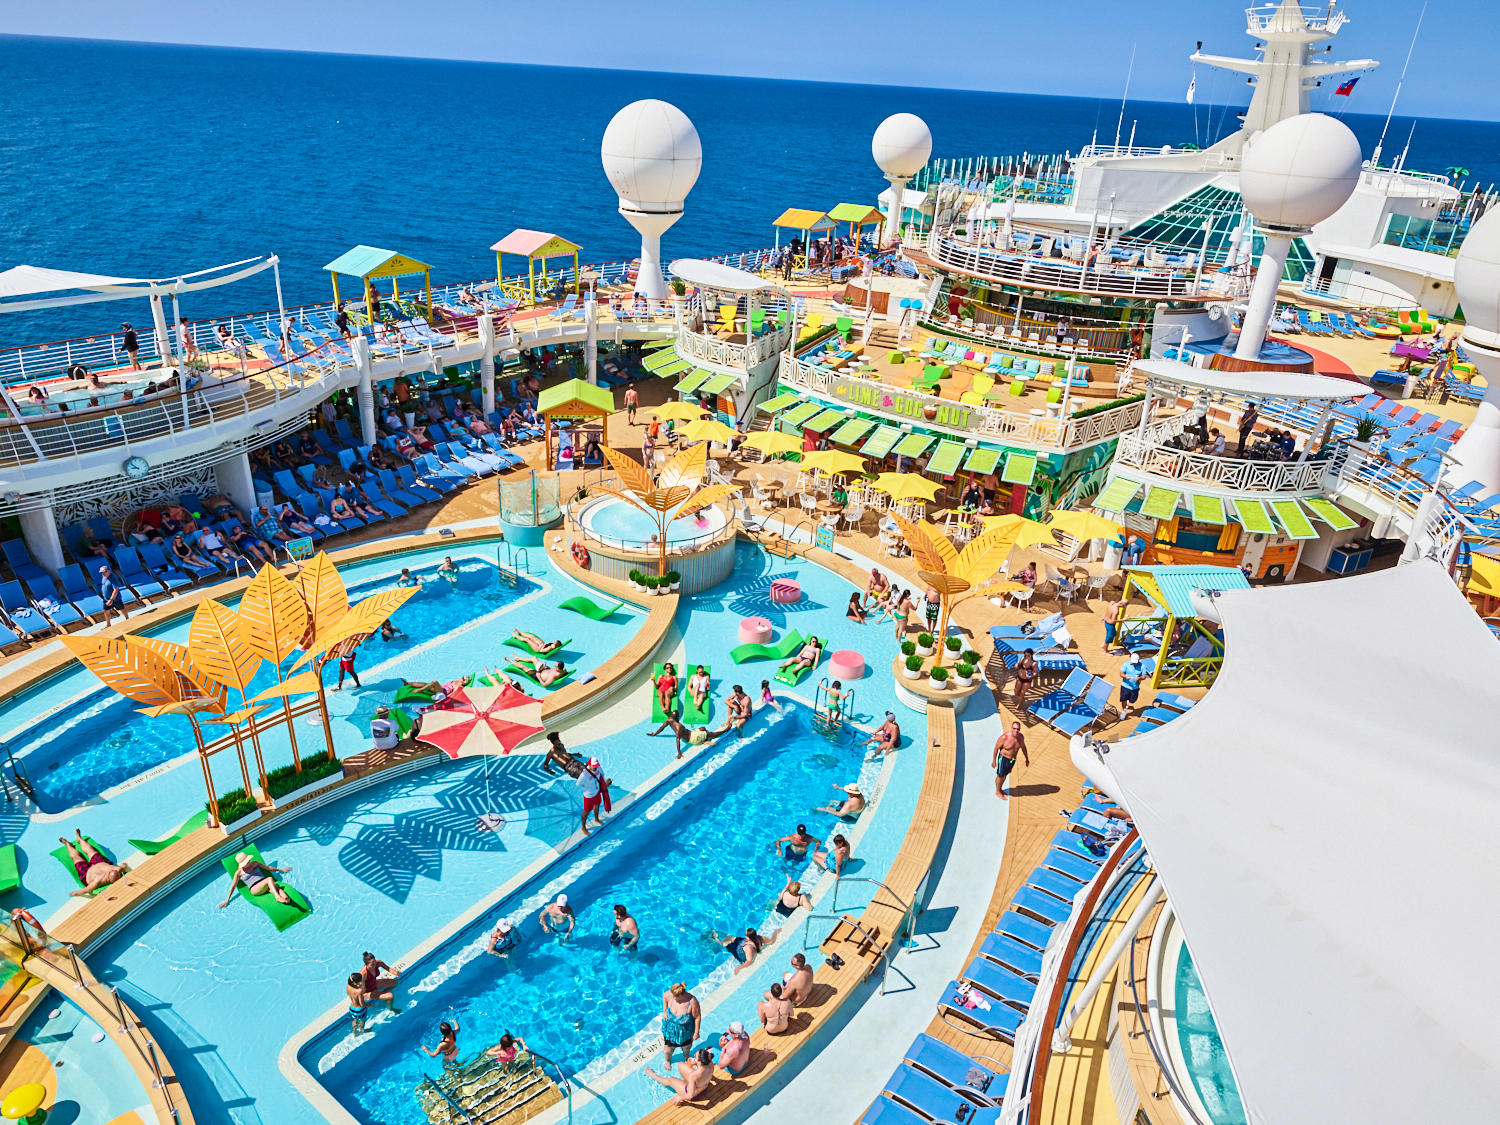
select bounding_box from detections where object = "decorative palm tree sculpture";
[894,514,1016,667]
[596,443,739,575]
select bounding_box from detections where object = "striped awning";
[1140,487,1182,520]
[893,432,936,458]
[1270,499,1318,539]
[758,392,802,413]
[829,417,877,446]
[965,446,1003,475]
[862,426,903,457]
[926,441,968,476]
[1304,497,1358,530]
[1230,497,1275,534]
[1094,477,1142,514]
[1001,452,1037,486]
[781,401,823,428]
[804,408,847,433]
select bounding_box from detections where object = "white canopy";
[669,258,779,293]
[0,264,144,297]
[1106,561,1500,1124]
[0,257,278,315]
[1132,358,1361,401]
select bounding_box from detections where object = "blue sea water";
[2,34,1498,346]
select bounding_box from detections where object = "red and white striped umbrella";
[416,682,543,758]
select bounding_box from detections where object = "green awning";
[893,432,936,457]
[701,372,739,395]
[537,377,614,418]
[643,348,682,371]
[804,408,847,433]
[862,426,903,457]
[829,417,877,446]
[641,338,676,352]
[653,358,694,379]
[1304,497,1358,530]
[1230,498,1275,534]
[926,441,968,476]
[675,368,713,393]
[965,446,1003,475]
[1001,452,1037,486]
[1094,477,1141,514]
[1270,499,1318,539]
[1140,487,1182,520]
[758,392,802,413]
[781,401,824,428]
[1190,494,1226,525]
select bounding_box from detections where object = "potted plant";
[945,637,963,655]
[643,575,660,595]
[929,665,950,690]
[665,570,681,592]
[670,277,687,299]
[903,653,924,680]
[213,787,261,835]
[264,756,344,808]
[1350,415,1385,449]
[900,640,917,658]
[916,632,936,657]
[953,662,976,687]
[961,649,981,668]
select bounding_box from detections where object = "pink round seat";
[738,616,773,644]
[769,578,802,604]
[829,650,865,681]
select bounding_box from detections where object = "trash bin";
[1103,540,1123,570]
[256,487,275,511]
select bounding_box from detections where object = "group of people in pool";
[647,671,776,756]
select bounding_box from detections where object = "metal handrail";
[1127,945,1211,1125]
[830,875,913,923]
[421,1077,473,1125]
[526,1049,573,1125]
[800,912,897,994]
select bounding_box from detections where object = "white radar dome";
[1455,207,1500,339]
[872,113,933,178]
[1238,113,1362,229]
[601,100,702,213]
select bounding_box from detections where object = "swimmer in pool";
[815,783,864,819]
[487,918,520,959]
[422,1020,461,1069]
[511,629,563,654]
[610,904,640,952]
[773,824,821,860]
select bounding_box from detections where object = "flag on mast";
[1186,77,1196,104]
[1336,77,1360,96]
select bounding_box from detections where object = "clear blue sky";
[3,0,1493,120]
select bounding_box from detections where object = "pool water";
[1174,942,1247,1125]
[318,705,869,1125]
[14,559,533,811]
[582,497,726,546]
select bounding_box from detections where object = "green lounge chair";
[651,662,685,723]
[393,683,436,705]
[0,844,19,896]
[558,596,623,621]
[775,641,824,686]
[504,662,575,690]
[128,810,212,855]
[502,635,572,656]
[730,630,806,665]
[679,663,712,724]
[221,843,311,933]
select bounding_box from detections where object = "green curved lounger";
[393,683,436,705]
[221,843,311,932]
[129,810,212,855]
[730,630,806,665]
[51,836,117,894]
[504,663,575,690]
[502,636,572,656]
[559,596,623,621]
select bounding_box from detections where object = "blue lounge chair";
[1027,669,1094,722]
[2,541,48,583]
[859,1096,927,1125]
[1039,678,1117,737]
[1009,885,1073,926]
[315,490,365,530]
[150,540,217,580]
[378,470,426,508]
[978,932,1043,980]
[1041,847,1098,884]
[299,497,340,536]
[363,483,406,519]
[882,1064,1002,1124]
[398,464,447,500]
[114,547,169,596]
[936,979,1025,1042]
[413,456,463,492]
[1150,692,1197,713]
[997,909,1056,952]
[58,565,105,618]
[0,581,52,637]
[902,1033,1007,1103]
[1025,866,1084,908]
[21,577,82,629]
[138,542,195,589]
[335,418,360,447]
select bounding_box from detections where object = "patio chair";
[882,1063,1006,1125]
[0,581,53,638]
[1,540,48,584]
[57,565,106,619]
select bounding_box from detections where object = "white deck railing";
[1114,432,1330,495]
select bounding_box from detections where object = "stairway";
[417,1053,564,1125]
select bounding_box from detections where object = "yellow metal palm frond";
[677,483,738,519]
[657,442,707,491]
[954,528,1016,585]
[602,446,654,498]
[248,669,324,704]
[583,484,645,512]
[892,514,953,577]
[643,485,692,512]
[203,704,271,725]
[240,565,311,664]
[294,552,349,644]
[137,698,228,718]
[61,635,181,706]
[128,635,225,708]
[188,600,262,696]
[288,586,420,671]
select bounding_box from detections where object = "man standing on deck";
[992,722,1030,801]
[624,381,639,426]
[1237,401,1259,456]
[122,322,140,370]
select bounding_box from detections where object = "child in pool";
[760,680,781,712]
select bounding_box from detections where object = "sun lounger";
[2,540,48,584]
[859,1096,928,1125]
[882,1063,1003,1124]
[21,578,81,629]
[936,979,1025,1042]
[502,635,571,656]
[1026,865,1085,906]
[558,595,622,620]
[1009,884,1073,926]
[221,843,311,931]
[58,564,105,618]
[978,931,1043,980]
[651,662,683,722]
[1041,846,1098,884]
[775,641,824,685]
[730,630,806,664]
[0,581,52,637]
[902,1033,1008,1103]
[503,662,575,690]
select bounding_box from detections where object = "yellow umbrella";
[679,417,738,444]
[871,472,941,501]
[799,450,867,475]
[742,431,803,455]
[1046,508,1123,543]
[649,401,711,422]
[1469,553,1500,597]
[982,513,1056,549]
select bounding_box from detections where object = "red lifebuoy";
[571,542,591,568]
[11,908,46,949]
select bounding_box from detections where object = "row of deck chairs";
[1292,308,1374,339]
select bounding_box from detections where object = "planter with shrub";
[903,654,924,680]
[954,662,975,687]
[945,637,963,654]
[961,649,981,668]
[628,569,646,592]
[665,570,681,592]
[928,665,950,690]
[643,576,660,595]
[265,755,344,808]
[212,788,261,835]
[916,633,935,657]
[900,640,917,658]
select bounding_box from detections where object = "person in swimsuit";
[512,629,563,654]
[782,953,814,1006]
[717,1023,751,1075]
[824,681,845,722]
[759,680,781,713]
[171,533,210,571]
[1102,597,1124,653]
[889,589,914,638]
[813,833,851,875]
[707,685,752,740]
[774,824,821,860]
[610,904,640,951]
[773,878,811,919]
[218,851,296,908]
[816,783,863,819]
[862,567,889,608]
[542,732,583,776]
[422,1020,461,1069]
[1012,649,1038,710]
[361,951,400,995]
[923,584,941,634]
[648,709,696,760]
[992,722,1031,801]
[687,666,711,713]
[487,918,520,959]
[777,637,822,675]
[539,895,575,939]
[511,654,569,685]
[653,663,678,714]
[713,927,773,973]
[647,1049,714,1105]
[860,713,902,758]
[345,972,395,1034]
[488,1032,528,1066]
[59,831,128,897]
[437,557,459,585]
[845,592,868,624]
[759,983,793,1033]
[660,983,701,1068]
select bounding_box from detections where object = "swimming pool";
[1174,941,1247,1125]
[10,559,534,812]
[312,704,875,1125]
[578,496,728,548]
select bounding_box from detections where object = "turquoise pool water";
[315,705,872,1125]
[580,497,726,547]
[11,559,535,812]
[1174,942,1247,1125]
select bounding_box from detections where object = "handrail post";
[65,943,86,990]
[110,984,130,1034]
[146,1039,166,1089]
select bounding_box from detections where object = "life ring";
[571,542,591,568]
[10,909,46,951]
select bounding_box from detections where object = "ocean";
[2,34,1498,345]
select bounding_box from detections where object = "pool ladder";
[495,543,530,587]
[0,744,35,804]
[811,678,853,735]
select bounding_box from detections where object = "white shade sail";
[0,264,144,297]
[1132,358,1361,401]
[1105,560,1500,1124]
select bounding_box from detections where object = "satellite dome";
[1238,113,1362,229]
[601,100,702,213]
[872,113,933,178]
[1455,208,1500,340]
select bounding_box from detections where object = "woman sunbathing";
[511,655,568,685]
[511,629,562,654]
[687,666,710,712]
[219,851,297,909]
[654,662,678,713]
[778,637,822,675]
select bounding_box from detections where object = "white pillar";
[352,337,376,445]
[1234,228,1298,360]
[883,174,910,245]
[585,292,598,385]
[636,231,666,301]
[478,314,497,415]
[149,293,171,368]
[1445,342,1500,494]
[214,452,257,513]
[1052,876,1163,1054]
[18,505,64,578]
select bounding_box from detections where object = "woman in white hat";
[816,782,864,819]
[219,851,297,909]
